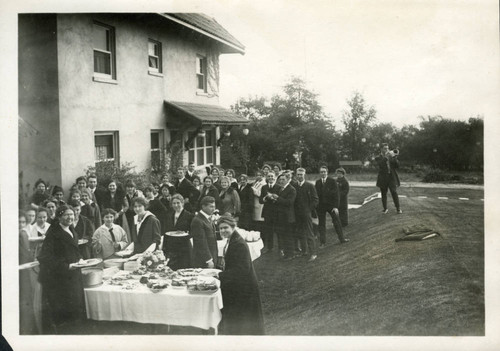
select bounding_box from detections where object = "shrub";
[422,169,450,183]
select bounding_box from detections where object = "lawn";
[253,187,484,335]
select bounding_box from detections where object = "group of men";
[260,166,349,262]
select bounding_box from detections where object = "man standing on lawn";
[260,172,281,254]
[294,168,319,261]
[274,172,297,260]
[315,165,349,247]
[374,143,402,214]
[191,196,218,268]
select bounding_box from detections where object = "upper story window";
[93,22,116,79]
[196,55,207,92]
[148,40,162,73]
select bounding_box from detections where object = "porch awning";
[165,100,249,129]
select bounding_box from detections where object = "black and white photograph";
[1,0,499,350]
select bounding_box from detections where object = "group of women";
[19,166,267,335]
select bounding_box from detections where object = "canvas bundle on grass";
[395,224,441,242]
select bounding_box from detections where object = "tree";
[228,77,340,173]
[341,91,377,161]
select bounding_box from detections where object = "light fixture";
[361,137,366,143]
[197,130,206,138]
[242,128,249,136]
[224,130,231,137]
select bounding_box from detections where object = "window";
[151,130,164,171]
[196,56,207,92]
[95,132,119,165]
[188,129,214,166]
[93,22,116,79]
[148,40,162,73]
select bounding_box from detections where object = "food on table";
[176,268,203,277]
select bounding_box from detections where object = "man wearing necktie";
[315,165,349,248]
[190,196,218,268]
[294,168,319,261]
[259,172,282,254]
[374,143,402,214]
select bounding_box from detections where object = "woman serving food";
[217,214,264,335]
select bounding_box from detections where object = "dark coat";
[80,202,102,231]
[185,171,197,183]
[90,186,107,209]
[275,184,297,224]
[190,212,218,268]
[315,177,340,210]
[259,183,281,220]
[219,231,264,335]
[37,223,86,328]
[100,191,128,213]
[294,181,319,217]
[198,185,220,210]
[146,198,169,235]
[73,215,94,259]
[174,178,200,212]
[336,177,350,226]
[375,154,401,188]
[133,213,161,254]
[237,183,254,229]
[163,209,194,270]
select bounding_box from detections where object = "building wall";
[18,14,63,192]
[55,14,222,189]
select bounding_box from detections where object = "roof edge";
[158,13,245,55]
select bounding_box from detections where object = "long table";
[217,239,263,261]
[84,282,223,331]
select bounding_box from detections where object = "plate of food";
[147,280,169,293]
[78,238,88,245]
[72,258,103,268]
[176,268,203,277]
[187,279,219,294]
[28,236,45,243]
[165,231,189,237]
[199,268,222,277]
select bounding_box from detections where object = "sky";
[205,0,499,128]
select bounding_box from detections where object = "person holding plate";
[37,205,86,334]
[218,214,264,335]
[163,194,194,270]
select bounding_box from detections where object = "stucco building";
[18,13,247,191]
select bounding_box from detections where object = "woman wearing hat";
[37,205,86,334]
[217,214,264,335]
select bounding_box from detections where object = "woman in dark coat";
[37,205,86,334]
[100,180,130,237]
[162,194,194,270]
[218,214,264,335]
[131,197,161,254]
[335,167,350,227]
[236,174,254,230]
[198,176,220,211]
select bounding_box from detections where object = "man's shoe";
[341,239,350,243]
[382,209,388,214]
[279,250,285,257]
[397,209,403,214]
[307,255,317,262]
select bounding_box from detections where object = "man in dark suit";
[174,167,199,213]
[294,168,319,261]
[259,172,281,254]
[274,172,297,260]
[237,174,254,230]
[315,165,349,247]
[185,162,197,183]
[375,143,402,214]
[87,174,106,209]
[190,196,218,268]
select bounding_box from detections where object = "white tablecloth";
[217,239,264,261]
[84,283,223,330]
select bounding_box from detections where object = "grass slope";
[254,188,484,335]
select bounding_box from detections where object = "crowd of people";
[18,159,356,335]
